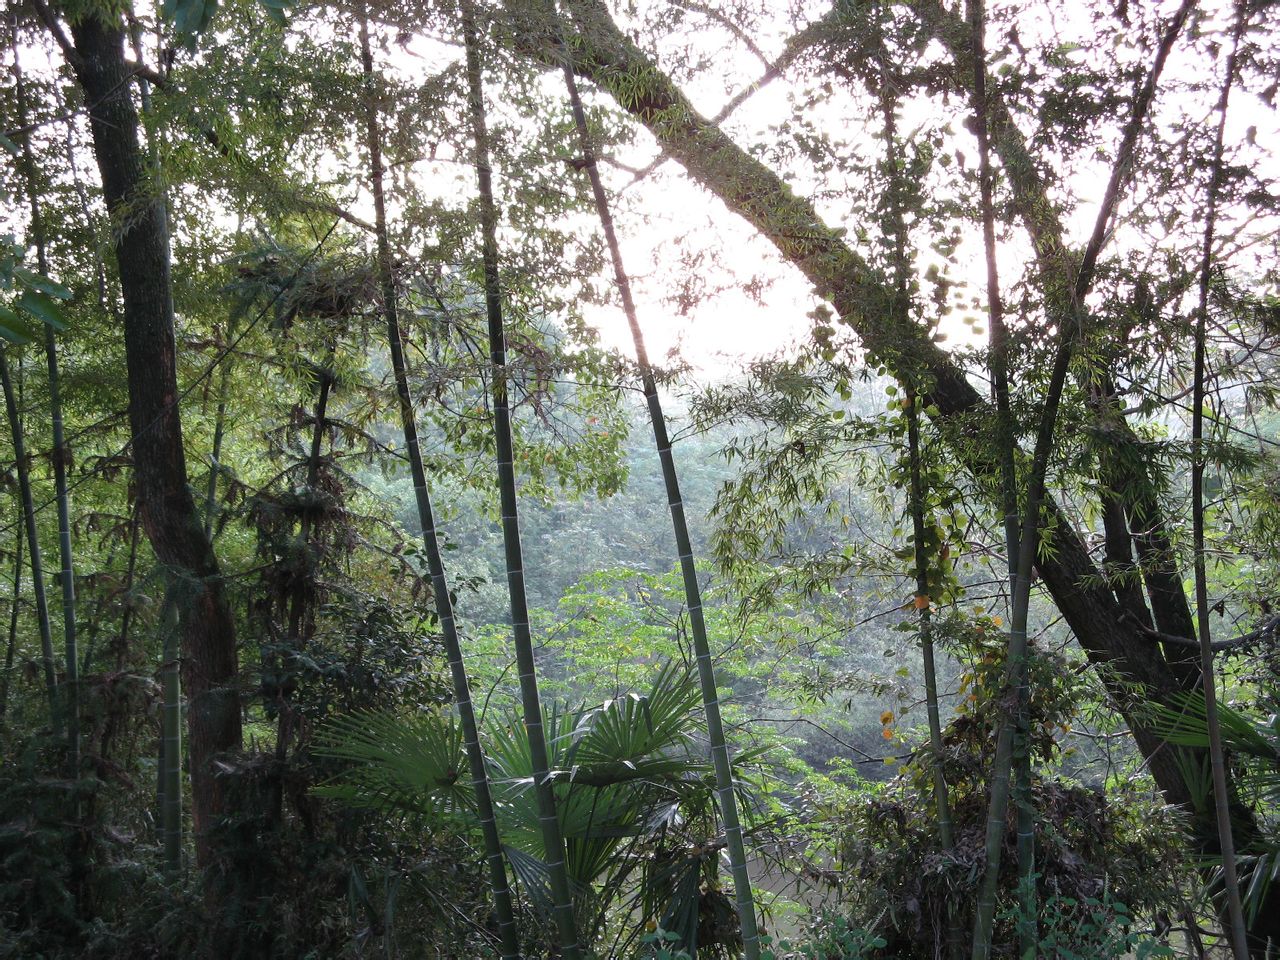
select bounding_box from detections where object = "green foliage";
[792,636,1190,958]
[0,236,71,343]
[316,661,756,956]
[1008,892,1175,960]
[3,0,1280,955]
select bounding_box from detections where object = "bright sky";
[494,0,1280,375]
[10,0,1274,381]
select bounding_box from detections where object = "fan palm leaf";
[314,709,470,821]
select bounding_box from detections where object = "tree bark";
[68,12,241,869]
[515,0,1189,796]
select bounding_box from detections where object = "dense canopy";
[1,0,1279,957]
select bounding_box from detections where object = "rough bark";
[68,12,241,868]
[513,0,1190,791]
[909,0,1203,688]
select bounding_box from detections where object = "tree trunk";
[0,348,58,728]
[359,13,522,955]
[524,0,1185,810]
[1189,10,1249,952]
[0,502,24,718]
[11,28,80,780]
[68,13,241,869]
[158,588,183,876]
[507,3,1280,946]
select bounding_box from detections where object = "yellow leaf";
[992,615,1003,628]
[880,710,894,725]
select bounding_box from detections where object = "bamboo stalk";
[460,8,580,957]
[906,389,961,956]
[878,70,962,957]
[202,351,233,541]
[11,32,79,777]
[556,25,762,959]
[0,507,23,718]
[158,586,182,876]
[967,4,1193,953]
[965,2,1035,954]
[1190,8,1249,955]
[0,348,59,730]
[357,13,522,955]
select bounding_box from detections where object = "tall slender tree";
[158,588,182,876]
[966,1,1034,954]
[0,508,22,719]
[11,23,79,778]
[516,20,1260,908]
[202,335,235,541]
[460,7,580,957]
[357,12,522,956]
[1190,7,1250,955]
[46,5,243,868]
[875,68,961,953]
[554,18,761,959]
[966,4,1194,954]
[0,348,58,729]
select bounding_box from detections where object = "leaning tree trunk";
[67,12,241,869]
[358,13,522,956]
[496,0,1258,925]
[556,25,761,960]
[461,8,580,958]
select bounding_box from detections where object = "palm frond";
[312,708,472,820]
[1149,692,1279,761]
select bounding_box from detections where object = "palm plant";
[1153,688,1280,931]
[316,662,737,956]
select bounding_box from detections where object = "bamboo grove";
[2,0,1280,958]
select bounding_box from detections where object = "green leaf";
[16,290,66,331]
[0,304,36,344]
[257,0,291,23]
[13,268,72,300]
[163,0,218,43]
